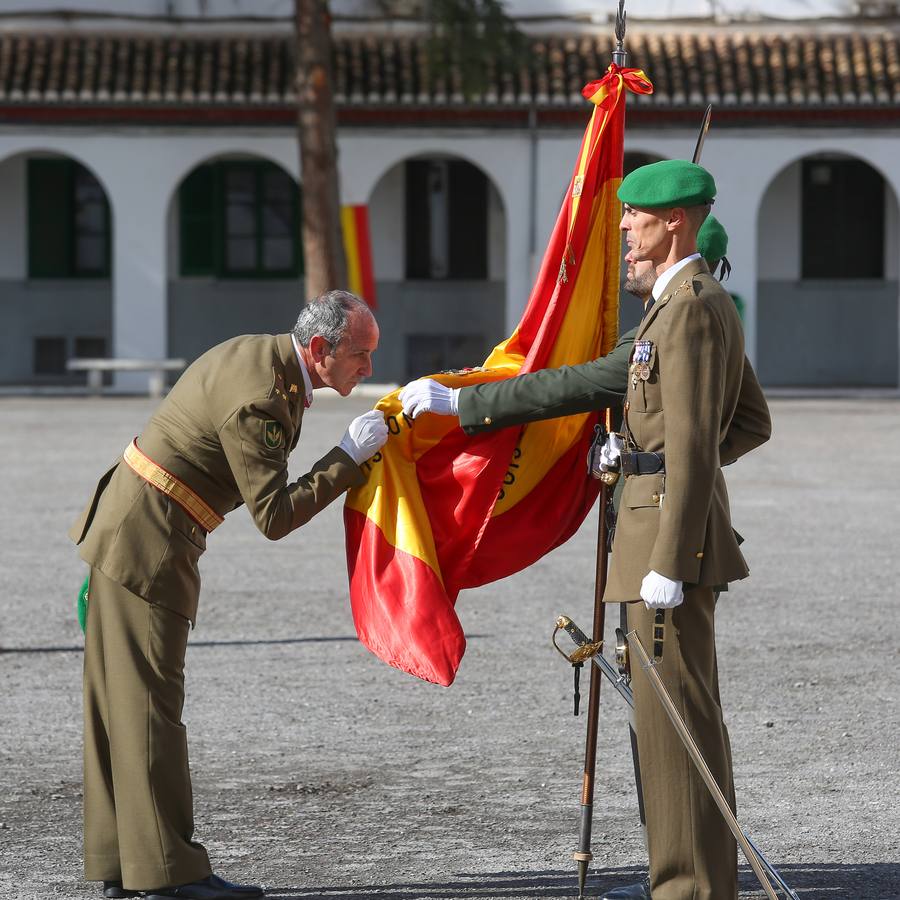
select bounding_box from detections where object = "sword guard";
[569,641,603,665]
[553,616,602,665]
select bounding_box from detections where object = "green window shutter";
[180,164,216,276]
[28,159,72,278]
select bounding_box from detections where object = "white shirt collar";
[651,252,702,301]
[290,333,315,407]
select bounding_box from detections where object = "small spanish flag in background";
[345,65,653,686]
[341,204,377,308]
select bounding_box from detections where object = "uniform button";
[652,493,660,503]
[191,526,196,535]
[483,416,492,425]
[695,551,704,559]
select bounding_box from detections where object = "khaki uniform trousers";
[627,586,738,900]
[83,567,211,890]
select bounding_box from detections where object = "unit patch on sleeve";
[264,420,284,450]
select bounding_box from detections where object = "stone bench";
[66,358,187,398]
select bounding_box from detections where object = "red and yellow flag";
[341,204,377,308]
[345,65,652,686]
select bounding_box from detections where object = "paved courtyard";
[0,395,898,899]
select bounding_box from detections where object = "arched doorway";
[367,153,507,382]
[756,152,899,387]
[166,154,303,363]
[0,150,112,385]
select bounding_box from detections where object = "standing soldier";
[71,290,388,900]
[601,160,770,900]
[400,158,770,898]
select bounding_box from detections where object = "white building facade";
[1,8,898,388]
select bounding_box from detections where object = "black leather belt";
[620,451,665,476]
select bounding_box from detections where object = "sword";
[553,616,800,900]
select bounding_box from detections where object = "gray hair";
[292,290,370,349]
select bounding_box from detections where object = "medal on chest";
[630,340,653,389]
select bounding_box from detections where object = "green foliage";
[424,0,525,99]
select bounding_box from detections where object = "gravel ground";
[0,395,898,900]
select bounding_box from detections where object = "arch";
[0,147,114,385]
[163,145,301,231]
[364,146,508,217]
[366,150,507,278]
[752,145,899,227]
[364,149,508,383]
[755,150,899,387]
[165,149,301,277]
[166,150,304,364]
[0,145,115,204]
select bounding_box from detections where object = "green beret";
[697,215,728,266]
[618,159,717,208]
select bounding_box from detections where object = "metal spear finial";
[612,0,628,67]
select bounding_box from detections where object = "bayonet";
[692,103,713,164]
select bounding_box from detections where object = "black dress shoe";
[143,873,263,900]
[601,878,651,900]
[102,882,141,898]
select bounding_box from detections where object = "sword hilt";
[553,615,603,665]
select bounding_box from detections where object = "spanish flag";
[341,204,377,308]
[345,65,653,686]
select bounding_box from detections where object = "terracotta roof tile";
[1,30,899,114]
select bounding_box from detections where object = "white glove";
[599,433,624,471]
[398,379,460,419]
[339,410,389,464]
[640,570,684,610]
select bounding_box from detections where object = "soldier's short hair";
[293,290,371,349]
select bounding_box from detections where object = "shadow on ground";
[0,636,361,654]
[267,868,638,899]
[0,634,489,655]
[267,862,900,899]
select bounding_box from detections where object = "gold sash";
[123,439,223,533]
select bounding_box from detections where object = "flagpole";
[572,7,628,896]
[573,451,611,898]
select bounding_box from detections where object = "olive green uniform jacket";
[69,333,364,621]
[605,259,771,601]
